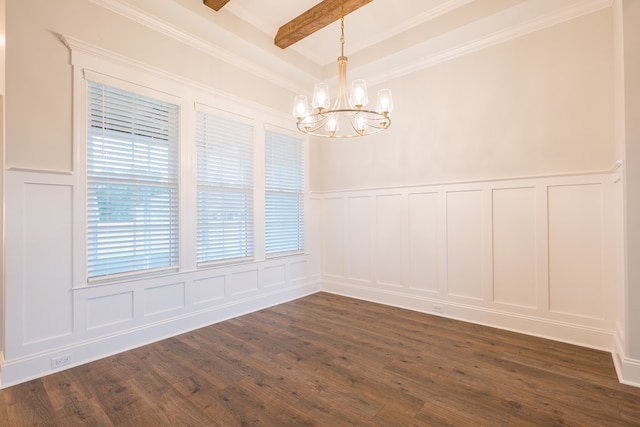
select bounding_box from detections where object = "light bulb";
[302,115,313,132]
[312,83,330,112]
[376,89,394,116]
[355,116,366,135]
[292,95,309,120]
[349,79,368,109]
[325,115,338,136]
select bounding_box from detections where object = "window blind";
[87,81,179,280]
[265,130,304,256]
[196,111,254,264]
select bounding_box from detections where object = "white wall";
[623,0,640,360]
[310,9,614,192]
[320,171,617,350]
[613,0,640,386]
[0,0,5,371]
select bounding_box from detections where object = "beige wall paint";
[5,0,297,172]
[622,0,640,360]
[1,0,5,361]
[311,9,615,192]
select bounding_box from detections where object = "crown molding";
[284,0,475,65]
[355,0,613,86]
[87,0,612,93]
[88,0,317,94]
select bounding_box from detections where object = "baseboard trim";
[322,280,614,352]
[613,330,640,387]
[0,283,319,389]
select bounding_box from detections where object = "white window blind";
[87,81,179,280]
[265,130,305,256]
[196,111,254,264]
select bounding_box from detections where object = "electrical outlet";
[51,354,72,369]
[433,304,443,313]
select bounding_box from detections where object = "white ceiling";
[93,0,612,92]
[218,0,607,68]
[223,0,484,67]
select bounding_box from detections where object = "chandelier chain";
[340,0,345,56]
[340,19,344,57]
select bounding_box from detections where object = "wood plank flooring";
[2,292,639,426]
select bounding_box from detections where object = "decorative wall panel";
[192,275,226,304]
[492,187,538,308]
[263,265,286,288]
[230,269,259,295]
[347,196,372,282]
[548,184,604,319]
[446,190,484,300]
[407,192,439,292]
[375,194,403,287]
[289,261,307,281]
[323,198,345,277]
[144,282,186,316]
[87,292,134,329]
[23,183,74,344]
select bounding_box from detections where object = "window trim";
[195,105,256,267]
[84,78,182,284]
[264,126,306,258]
[68,37,309,288]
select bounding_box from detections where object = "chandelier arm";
[296,109,391,138]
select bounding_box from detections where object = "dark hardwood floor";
[1,292,639,426]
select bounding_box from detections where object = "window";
[87,81,179,280]
[265,130,305,256]
[196,111,254,264]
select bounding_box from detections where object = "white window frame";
[264,126,306,257]
[67,36,309,289]
[195,105,256,266]
[85,79,181,282]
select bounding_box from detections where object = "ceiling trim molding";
[336,0,474,60]
[60,34,292,125]
[88,0,316,94]
[87,0,612,95]
[356,0,613,86]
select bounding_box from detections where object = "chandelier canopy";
[292,11,394,138]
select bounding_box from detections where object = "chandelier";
[292,10,394,138]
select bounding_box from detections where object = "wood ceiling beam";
[203,0,231,12]
[275,0,374,49]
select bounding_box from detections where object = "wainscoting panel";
[407,192,439,293]
[12,179,75,346]
[230,269,259,296]
[347,196,372,282]
[144,282,186,317]
[191,274,226,304]
[87,292,134,330]
[262,265,286,288]
[548,183,604,319]
[320,171,616,352]
[323,198,345,278]
[492,187,538,308]
[375,194,403,288]
[289,260,307,282]
[446,190,484,300]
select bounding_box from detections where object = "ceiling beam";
[275,0,374,49]
[203,0,231,12]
